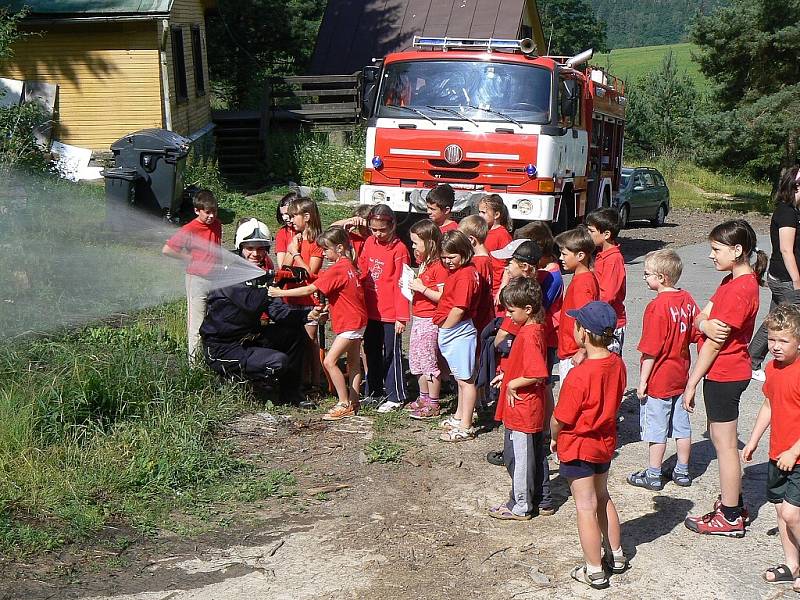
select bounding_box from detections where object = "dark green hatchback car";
[613,167,670,228]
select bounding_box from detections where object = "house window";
[191,25,206,96]
[171,26,188,102]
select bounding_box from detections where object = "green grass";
[595,43,708,89]
[635,158,773,213]
[365,438,406,464]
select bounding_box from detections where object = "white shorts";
[336,327,366,340]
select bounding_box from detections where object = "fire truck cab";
[359,37,626,229]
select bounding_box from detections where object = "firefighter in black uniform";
[200,218,321,405]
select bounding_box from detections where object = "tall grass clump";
[294,129,366,190]
[0,304,292,555]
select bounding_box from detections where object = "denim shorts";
[639,394,691,443]
[438,319,477,381]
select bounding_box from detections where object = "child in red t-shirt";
[283,197,325,390]
[554,226,600,382]
[332,203,372,259]
[488,277,549,520]
[435,231,480,442]
[586,208,627,355]
[407,219,448,419]
[743,304,800,587]
[628,249,699,492]
[274,191,299,267]
[162,190,221,363]
[458,215,494,336]
[426,183,459,232]
[551,301,627,589]
[359,204,411,412]
[269,226,367,421]
[477,194,513,314]
[683,219,767,537]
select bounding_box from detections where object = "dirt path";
[1,208,787,600]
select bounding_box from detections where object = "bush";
[294,129,365,190]
[0,103,53,174]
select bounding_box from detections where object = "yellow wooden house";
[0,0,215,153]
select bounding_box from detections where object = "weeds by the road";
[641,158,772,213]
[0,303,295,555]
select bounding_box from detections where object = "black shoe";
[486,449,504,466]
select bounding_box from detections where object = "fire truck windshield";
[377,60,551,125]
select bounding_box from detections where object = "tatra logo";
[444,144,463,165]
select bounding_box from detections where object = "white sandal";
[570,564,609,589]
[439,427,476,443]
[438,416,461,430]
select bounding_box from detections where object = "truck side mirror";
[361,66,380,119]
[560,80,578,119]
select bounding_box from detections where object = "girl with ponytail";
[683,219,766,537]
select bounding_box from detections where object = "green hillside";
[589,0,727,49]
[594,43,708,89]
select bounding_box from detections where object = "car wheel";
[650,204,666,227]
[619,204,630,229]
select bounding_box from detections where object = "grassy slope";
[594,43,708,89]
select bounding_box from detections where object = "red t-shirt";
[497,316,522,372]
[433,264,479,327]
[637,290,698,398]
[165,217,222,277]
[358,236,411,322]
[313,257,367,334]
[558,271,600,359]
[412,259,449,318]
[439,221,459,233]
[594,244,627,328]
[472,255,494,335]
[286,238,324,306]
[485,226,513,307]
[763,359,800,463]
[274,226,293,254]
[701,273,760,382]
[554,353,627,463]
[495,323,549,433]
[349,232,368,259]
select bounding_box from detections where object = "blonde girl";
[269,226,367,421]
[407,219,449,419]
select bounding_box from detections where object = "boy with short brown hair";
[585,208,627,355]
[458,215,494,335]
[554,226,599,381]
[742,304,800,590]
[427,184,458,232]
[162,190,221,362]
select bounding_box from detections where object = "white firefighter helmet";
[235,218,272,250]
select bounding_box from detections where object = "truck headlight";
[517,199,533,215]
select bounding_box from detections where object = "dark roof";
[0,1,214,17]
[310,0,530,75]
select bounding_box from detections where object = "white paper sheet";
[400,263,415,301]
[51,140,92,182]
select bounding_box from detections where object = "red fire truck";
[359,37,626,230]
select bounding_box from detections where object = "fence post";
[260,80,271,169]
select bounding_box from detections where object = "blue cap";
[567,301,617,336]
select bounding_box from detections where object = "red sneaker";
[684,508,745,538]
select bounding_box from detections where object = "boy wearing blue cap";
[551,301,627,589]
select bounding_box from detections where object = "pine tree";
[540,0,608,56]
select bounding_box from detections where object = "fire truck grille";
[428,159,480,169]
[428,170,480,180]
